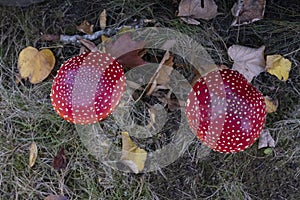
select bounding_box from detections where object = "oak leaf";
[18,46,55,84]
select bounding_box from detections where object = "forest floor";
[0,0,299,199]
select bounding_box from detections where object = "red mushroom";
[185,69,266,153]
[50,51,125,124]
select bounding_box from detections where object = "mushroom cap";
[185,69,266,153]
[51,51,126,124]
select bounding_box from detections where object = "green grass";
[1,0,299,199]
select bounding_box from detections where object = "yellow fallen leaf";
[29,141,38,168]
[18,46,55,84]
[121,132,147,173]
[264,96,278,113]
[99,9,107,30]
[266,55,292,81]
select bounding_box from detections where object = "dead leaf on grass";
[231,0,266,26]
[105,32,146,68]
[266,55,292,81]
[76,20,94,35]
[264,96,278,113]
[53,147,67,171]
[99,9,107,30]
[178,0,218,23]
[29,141,38,168]
[44,195,68,200]
[79,39,97,52]
[146,51,174,96]
[258,129,275,149]
[228,45,265,82]
[120,132,147,174]
[18,46,55,84]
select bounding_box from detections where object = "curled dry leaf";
[228,45,265,82]
[44,195,68,200]
[258,129,275,149]
[178,0,218,22]
[18,46,55,84]
[99,9,107,30]
[76,20,94,35]
[29,141,38,168]
[266,55,292,81]
[264,96,278,113]
[231,0,266,26]
[120,132,147,174]
[52,147,67,171]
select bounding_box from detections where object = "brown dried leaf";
[178,0,218,20]
[264,96,279,113]
[18,46,56,84]
[52,147,67,171]
[99,9,107,30]
[76,20,94,35]
[231,0,266,26]
[258,129,275,149]
[146,51,174,95]
[79,39,97,52]
[44,195,68,200]
[228,45,265,82]
[29,142,38,168]
[105,32,146,68]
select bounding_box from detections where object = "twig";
[41,27,123,43]
[41,19,156,44]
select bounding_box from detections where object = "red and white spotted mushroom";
[50,51,126,124]
[185,69,266,153]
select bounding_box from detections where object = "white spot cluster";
[185,69,266,153]
[50,51,126,124]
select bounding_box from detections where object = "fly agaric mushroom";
[186,69,266,153]
[51,51,125,124]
